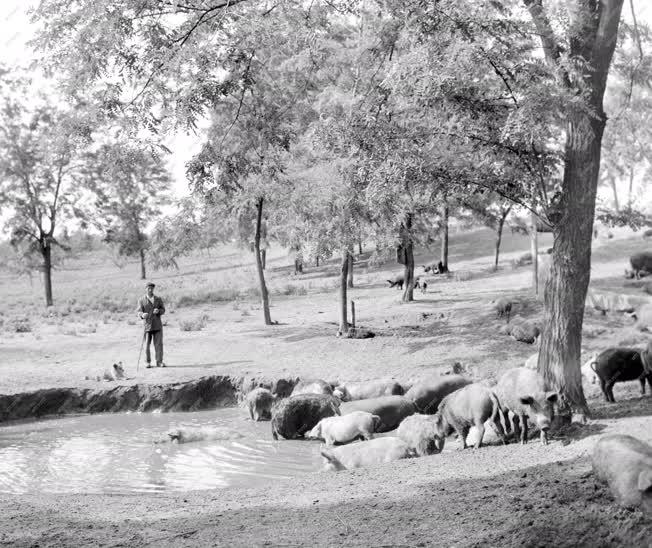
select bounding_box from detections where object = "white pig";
[320,437,411,471]
[592,434,652,515]
[307,411,380,445]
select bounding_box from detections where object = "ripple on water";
[0,408,324,494]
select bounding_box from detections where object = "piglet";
[320,437,411,471]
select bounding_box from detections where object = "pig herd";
[244,367,563,473]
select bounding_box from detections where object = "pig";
[291,378,333,397]
[271,378,297,398]
[510,321,541,344]
[581,353,599,386]
[85,362,126,382]
[493,298,513,323]
[643,340,652,374]
[245,387,275,421]
[271,394,340,440]
[396,414,446,456]
[630,251,652,279]
[433,383,507,450]
[405,375,472,414]
[592,434,652,515]
[320,437,411,471]
[495,367,558,445]
[524,353,538,370]
[387,275,404,289]
[167,426,244,443]
[306,411,380,445]
[340,395,416,432]
[592,347,652,402]
[333,380,404,401]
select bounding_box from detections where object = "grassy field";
[0,224,650,394]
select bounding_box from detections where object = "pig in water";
[166,426,244,443]
[405,375,472,414]
[320,437,411,471]
[495,367,558,445]
[291,378,333,397]
[396,414,445,456]
[245,387,275,421]
[333,380,404,401]
[592,347,652,402]
[434,383,507,450]
[592,434,652,516]
[306,411,380,445]
[340,395,416,432]
[271,394,340,440]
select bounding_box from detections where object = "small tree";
[463,194,513,269]
[82,141,172,279]
[0,85,90,306]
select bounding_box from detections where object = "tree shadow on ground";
[25,457,651,547]
[589,394,652,420]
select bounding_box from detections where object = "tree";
[0,81,91,306]
[463,193,513,269]
[82,141,172,279]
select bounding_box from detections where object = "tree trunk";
[529,210,539,296]
[347,251,354,288]
[42,241,53,307]
[609,176,619,212]
[536,0,623,416]
[254,198,273,325]
[261,249,266,270]
[316,256,320,267]
[627,166,634,209]
[401,214,414,302]
[139,248,147,280]
[494,218,505,270]
[440,201,449,269]
[358,235,363,255]
[338,248,349,335]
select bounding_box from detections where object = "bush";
[179,314,209,331]
[11,317,32,333]
[175,288,240,307]
[277,284,308,296]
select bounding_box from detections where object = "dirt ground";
[1,227,652,546]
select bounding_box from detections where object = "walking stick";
[136,324,147,375]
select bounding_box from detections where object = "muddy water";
[0,408,324,494]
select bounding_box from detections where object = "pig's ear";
[519,396,534,406]
[546,392,558,403]
[638,470,652,492]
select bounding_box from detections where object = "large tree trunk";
[42,241,53,307]
[338,248,349,335]
[254,198,273,325]
[536,0,624,415]
[139,248,147,280]
[401,214,414,302]
[440,201,449,269]
[347,251,354,288]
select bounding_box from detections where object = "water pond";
[0,408,324,494]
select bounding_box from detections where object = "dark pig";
[493,298,513,323]
[271,394,340,440]
[405,375,472,414]
[387,275,404,289]
[495,367,558,445]
[630,251,652,279]
[340,395,416,432]
[434,383,507,449]
[592,347,652,402]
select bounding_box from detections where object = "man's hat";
[145,281,156,288]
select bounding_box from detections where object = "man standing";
[137,281,166,368]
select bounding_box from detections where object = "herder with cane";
[137,281,166,368]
